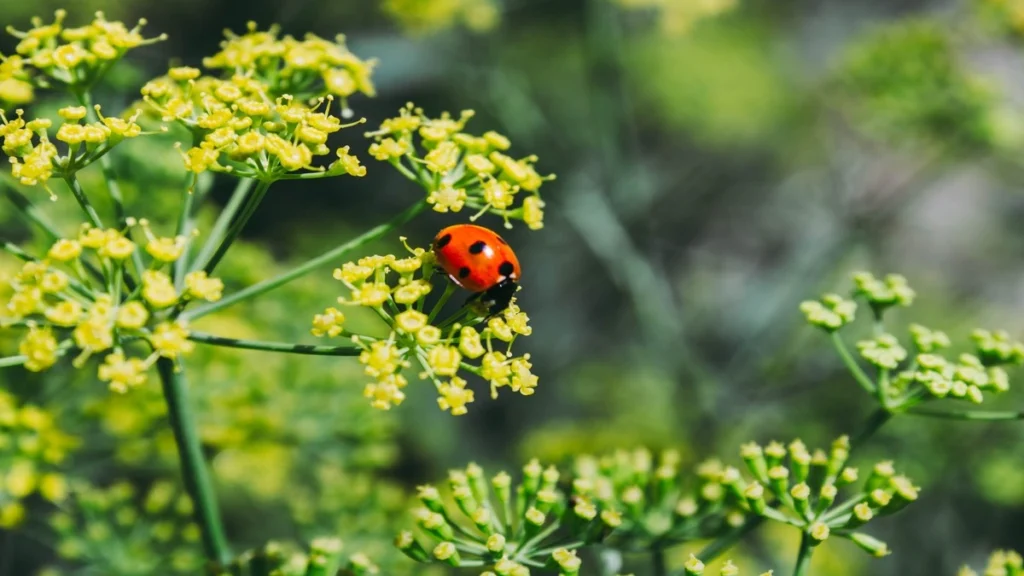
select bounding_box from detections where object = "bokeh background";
[1,0,1023,574]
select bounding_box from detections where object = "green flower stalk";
[397,461,619,573]
[572,448,748,551]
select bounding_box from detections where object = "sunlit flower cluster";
[0,104,145,194]
[572,448,748,550]
[366,103,552,229]
[2,223,222,391]
[614,0,738,35]
[142,22,375,182]
[957,548,1022,576]
[45,480,202,575]
[736,436,915,559]
[0,390,77,528]
[313,243,535,414]
[682,556,772,576]
[397,461,620,575]
[4,10,164,90]
[800,293,856,332]
[0,52,34,105]
[382,0,500,35]
[224,537,380,576]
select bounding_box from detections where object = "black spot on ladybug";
[458,266,471,278]
[498,261,515,277]
[435,233,452,249]
[468,240,487,254]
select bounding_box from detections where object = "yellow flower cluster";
[614,0,738,35]
[0,104,145,194]
[367,103,552,229]
[47,480,202,574]
[5,10,164,89]
[0,53,33,105]
[0,390,78,528]
[382,0,500,35]
[313,243,535,415]
[3,224,222,392]
[142,22,375,182]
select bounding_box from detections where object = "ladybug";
[432,224,520,314]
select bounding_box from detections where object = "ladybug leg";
[481,279,518,316]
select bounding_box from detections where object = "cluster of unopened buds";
[0,389,77,528]
[802,271,1024,411]
[220,537,379,576]
[366,103,551,229]
[957,549,1022,576]
[396,461,621,575]
[736,436,914,558]
[3,221,223,392]
[46,480,203,574]
[572,448,747,550]
[311,241,535,415]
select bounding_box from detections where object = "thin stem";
[183,199,428,321]
[174,171,208,287]
[694,516,764,565]
[0,356,26,368]
[652,548,667,576]
[1,183,60,240]
[428,282,458,324]
[63,175,104,229]
[792,532,814,576]
[850,408,892,450]
[831,332,876,395]
[156,358,231,565]
[190,178,256,274]
[188,332,361,356]
[202,179,272,275]
[905,407,1024,421]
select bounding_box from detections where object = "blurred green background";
[1,0,1023,574]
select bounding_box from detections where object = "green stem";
[694,516,764,565]
[155,358,231,565]
[202,179,272,275]
[850,408,892,450]
[831,332,876,395]
[0,356,26,368]
[190,178,256,274]
[188,332,361,356]
[62,175,104,229]
[183,199,428,321]
[652,548,667,576]
[905,407,1024,421]
[1,183,60,240]
[428,282,458,324]
[792,532,814,576]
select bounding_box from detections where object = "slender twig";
[156,358,231,565]
[202,179,272,274]
[850,408,892,450]
[62,175,104,229]
[651,547,668,576]
[190,177,256,274]
[830,332,876,394]
[183,199,428,321]
[188,332,361,356]
[905,407,1024,421]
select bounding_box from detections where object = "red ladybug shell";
[432,224,521,293]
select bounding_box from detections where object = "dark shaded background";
[1,0,1023,574]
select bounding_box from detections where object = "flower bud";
[740,442,769,483]
[848,532,891,557]
[866,461,895,493]
[744,482,767,515]
[816,483,838,516]
[791,483,811,519]
[394,531,429,562]
[486,533,506,554]
[684,554,705,575]
[808,521,830,544]
[432,541,460,566]
[552,548,581,575]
